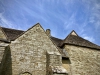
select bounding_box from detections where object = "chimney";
[46,29,51,36]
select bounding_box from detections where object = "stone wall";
[46,51,61,67]
[0,46,5,74]
[0,46,5,64]
[53,74,67,75]
[65,45,100,75]
[0,46,12,75]
[0,27,7,39]
[10,24,60,75]
[62,58,70,75]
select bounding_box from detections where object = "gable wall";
[0,27,7,39]
[10,24,60,75]
[65,45,100,75]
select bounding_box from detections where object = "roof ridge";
[50,36,63,41]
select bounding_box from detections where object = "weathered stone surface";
[62,64,70,75]
[65,45,100,75]
[0,47,5,63]
[46,51,68,75]
[0,27,7,39]
[1,23,99,75]
[10,24,62,75]
[0,46,12,75]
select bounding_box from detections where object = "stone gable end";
[10,23,60,75]
[0,27,7,39]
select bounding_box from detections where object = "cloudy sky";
[0,0,100,45]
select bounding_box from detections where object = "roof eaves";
[0,39,11,43]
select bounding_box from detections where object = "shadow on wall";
[0,46,12,75]
[19,72,32,75]
[62,58,71,64]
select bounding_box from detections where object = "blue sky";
[0,0,100,45]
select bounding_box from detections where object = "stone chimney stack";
[46,29,51,36]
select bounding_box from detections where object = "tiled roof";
[51,30,100,50]
[50,36,63,46]
[61,34,100,49]
[1,27,100,58]
[2,27,24,41]
[61,31,100,49]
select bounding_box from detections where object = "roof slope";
[61,31,100,50]
[50,36,63,46]
[2,27,24,41]
[1,26,100,50]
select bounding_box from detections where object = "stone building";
[0,23,100,75]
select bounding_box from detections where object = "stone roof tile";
[61,32,100,50]
[2,27,24,41]
[50,36,63,47]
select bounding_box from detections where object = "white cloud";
[83,36,95,43]
[0,0,100,45]
[63,12,77,29]
[84,0,100,29]
[0,13,14,28]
